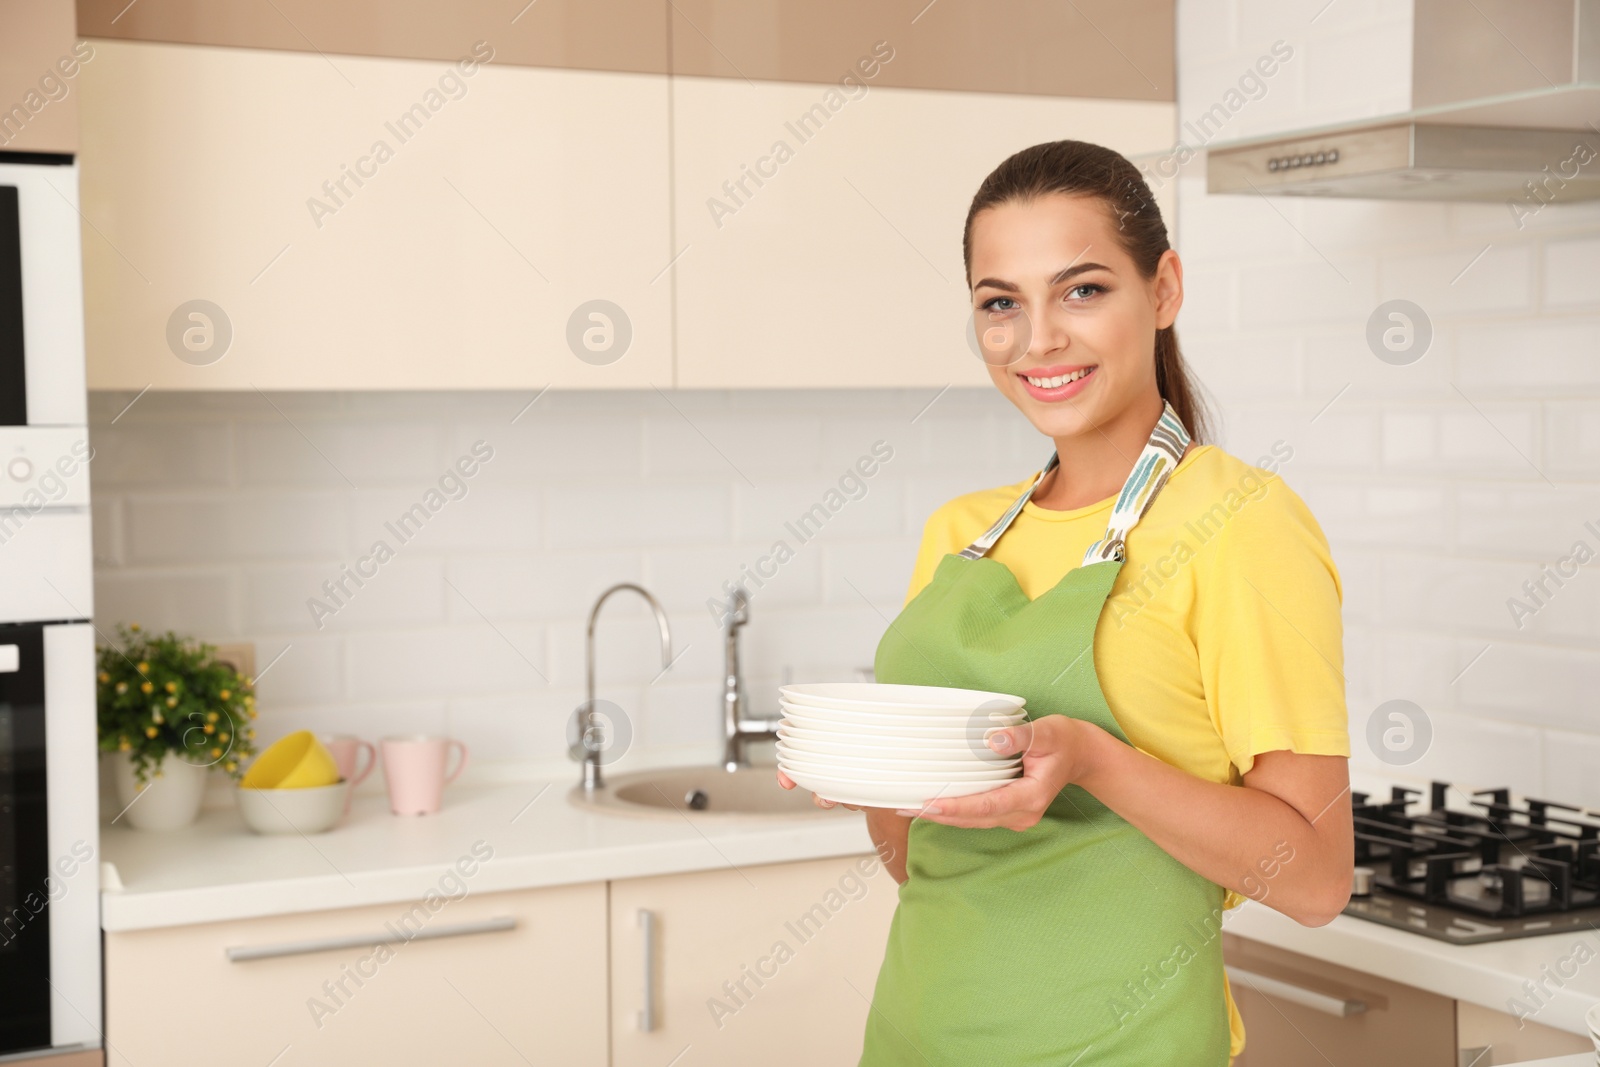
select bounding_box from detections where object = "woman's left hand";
[898,715,1100,831]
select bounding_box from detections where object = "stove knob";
[6,457,31,482]
[1351,866,1375,897]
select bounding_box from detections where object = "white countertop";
[1501,1057,1593,1066]
[1223,900,1600,1038]
[99,777,875,932]
[102,773,1600,1039]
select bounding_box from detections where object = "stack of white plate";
[776,683,1027,809]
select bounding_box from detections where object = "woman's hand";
[776,768,863,811]
[900,715,1104,831]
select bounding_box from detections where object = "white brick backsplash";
[642,542,823,616]
[90,422,233,487]
[544,482,730,549]
[1453,639,1600,734]
[1542,728,1600,809]
[1236,257,1378,328]
[345,623,547,700]
[444,551,644,621]
[1457,485,1600,558]
[246,559,446,634]
[236,421,447,488]
[733,478,906,544]
[125,494,349,563]
[1183,333,1302,401]
[643,414,823,478]
[1349,708,1545,800]
[94,570,237,637]
[1381,553,1598,642]
[1377,245,1534,317]
[249,636,344,707]
[1457,320,1600,395]
[1543,402,1600,477]
[1302,328,1457,398]
[1380,404,1541,473]
[822,541,918,607]
[1375,629,1461,715]
[1544,237,1600,308]
[1296,479,1448,547]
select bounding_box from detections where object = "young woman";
[778,140,1354,1065]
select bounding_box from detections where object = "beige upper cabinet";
[0,0,82,154]
[78,41,674,390]
[670,76,1176,388]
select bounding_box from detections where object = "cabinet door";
[671,76,1174,388]
[1222,933,1457,1067]
[103,881,608,1067]
[78,40,672,390]
[610,853,900,1067]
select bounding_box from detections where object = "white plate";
[781,711,1017,739]
[777,724,1016,753]
[776,730,1017,763]
[779,756,1018,783]
[782,767,1014,808]
[780,682,1025,714]
[776,740,1019,772]
[779,699,1026,728]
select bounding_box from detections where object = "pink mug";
[320,734,376,815]
[381,735,469,816]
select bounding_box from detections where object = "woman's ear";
[1152,248,1184,330]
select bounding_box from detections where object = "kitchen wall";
[1175,0,1600,804]
[86,387,1041,786]
[88,0,1600,804]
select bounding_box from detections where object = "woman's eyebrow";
[972,262,1112,292]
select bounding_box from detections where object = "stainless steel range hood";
[1207,0,1600,203]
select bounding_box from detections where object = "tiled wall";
[1176,0,1600,804]
[87,388,1042,788]
[89,0,1600,804]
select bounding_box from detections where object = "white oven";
[0,153,100,1065]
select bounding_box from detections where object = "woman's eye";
[980,297,1019,313]
[1066,284,1104,301]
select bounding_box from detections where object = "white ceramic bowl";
[776,740,1019,772]
[779,682,1025,714]
[779,700,1027,728]
[781,711,1016,740]
[781,767,1013,808]
[236,780,350,834]
[779,756,1018,783]
[778,724,1018,753]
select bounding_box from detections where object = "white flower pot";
[111,753,210,831]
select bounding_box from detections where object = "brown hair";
[962,140,1212,443]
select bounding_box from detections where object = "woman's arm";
[777,771,912,884]
[906,718,1353,926]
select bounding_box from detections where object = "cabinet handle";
[638,908,657,1032]
[225,916,517,962]
[1227,966,1367,1018]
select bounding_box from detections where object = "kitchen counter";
[1223,899,1600,1038]
[1501,1057,1592,1066]
[100,777,874,932]
[103,773,1600,1040]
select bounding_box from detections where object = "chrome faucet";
[580,583,673,792]
[720,587,779,771]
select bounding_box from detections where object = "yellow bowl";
[241,730,341,789]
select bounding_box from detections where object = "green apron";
[860,403,1232,1067]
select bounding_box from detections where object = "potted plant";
[97,623,258,831]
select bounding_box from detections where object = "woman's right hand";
[776,768,861,811]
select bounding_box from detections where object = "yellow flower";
[140,681,153,694]
[115,681,128,694]
[166,696,177,707]
[144,726,158,738]
[219,689,231,700]
[136,661,149,672]
[164,680,177,693]
[129,623,141,632]
[209,747,222,758]
[219,732,230,742]
[206,711,219,723]
[202,724,214,734]
[243,694,255,705]
[98,671,110,683]
[224,760,238,773]
[118,737,131,751]
[248,708,258,719]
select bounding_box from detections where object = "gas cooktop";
[1343,780,1600,945]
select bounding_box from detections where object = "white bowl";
[236,780,350,834]
[782,767,1013,808]
[779,700,1027,728]
[780,682,1025,714]
[776,740,1018,772]
[778,724,1017,752]
[779,756,1018,783]
[781,711,1017,740]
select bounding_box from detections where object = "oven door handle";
[1227,966,1368,1017]
[225,916,516,962]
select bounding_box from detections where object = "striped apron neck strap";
[957,452,1059,560]
[1082,400,1191,565]
[957,401,1191,563]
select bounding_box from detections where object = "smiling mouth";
[1017,365,1097,400]
[1021,368,1094,389]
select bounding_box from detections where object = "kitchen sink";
[569,765,845,819]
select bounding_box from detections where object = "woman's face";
[967,193,1182,440]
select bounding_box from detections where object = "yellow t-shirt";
[903,442,1350,1060]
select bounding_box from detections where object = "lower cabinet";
[609,854,900,1067]
[103,881,610,1067]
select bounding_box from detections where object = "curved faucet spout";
[582,583,673,791]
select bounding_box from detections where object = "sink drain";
[684,788,710,811]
